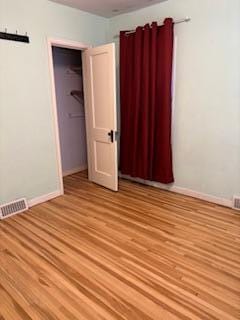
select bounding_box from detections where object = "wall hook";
[0,29,30,43]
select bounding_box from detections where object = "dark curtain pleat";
[152,18,174,183]
[131,27,143,177]
[148,22,158,180]
[120,31,133,174]
[120,18,174,184]
[137,24,150,179]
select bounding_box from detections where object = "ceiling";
[50,0,167,18]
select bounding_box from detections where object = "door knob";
[108,130,114,143]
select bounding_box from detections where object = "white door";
[82,43,118,191]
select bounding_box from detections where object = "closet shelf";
[70,66,82,74]
[70,90,84,104]
[70,90,83,98]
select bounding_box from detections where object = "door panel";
[82,43,118,191]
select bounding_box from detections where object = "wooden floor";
[0,172,239,320]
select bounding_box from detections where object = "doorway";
[48,39,90,194]
[52,46,87,177]
[48,39,118,194]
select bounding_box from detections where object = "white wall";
[0,0,108,204]
[1,0,239,206]
[108,0,240,203]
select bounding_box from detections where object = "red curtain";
[120,18,174,184]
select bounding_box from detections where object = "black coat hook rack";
[0,29,30,43]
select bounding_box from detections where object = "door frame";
[47,37,90,195]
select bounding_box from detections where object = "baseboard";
[27,175,232,209]
[119,173,232,208]
[28,190,63,208]
[63,165,88,177]
[168,186,232,208]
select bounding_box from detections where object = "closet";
[52,47,87,176]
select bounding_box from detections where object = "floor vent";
[0,198,28,219]
[233,196,240,211]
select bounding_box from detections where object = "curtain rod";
[114,17,191,38]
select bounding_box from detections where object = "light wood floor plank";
[0,171,239,320]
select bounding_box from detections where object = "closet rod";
[114,17,191,38]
